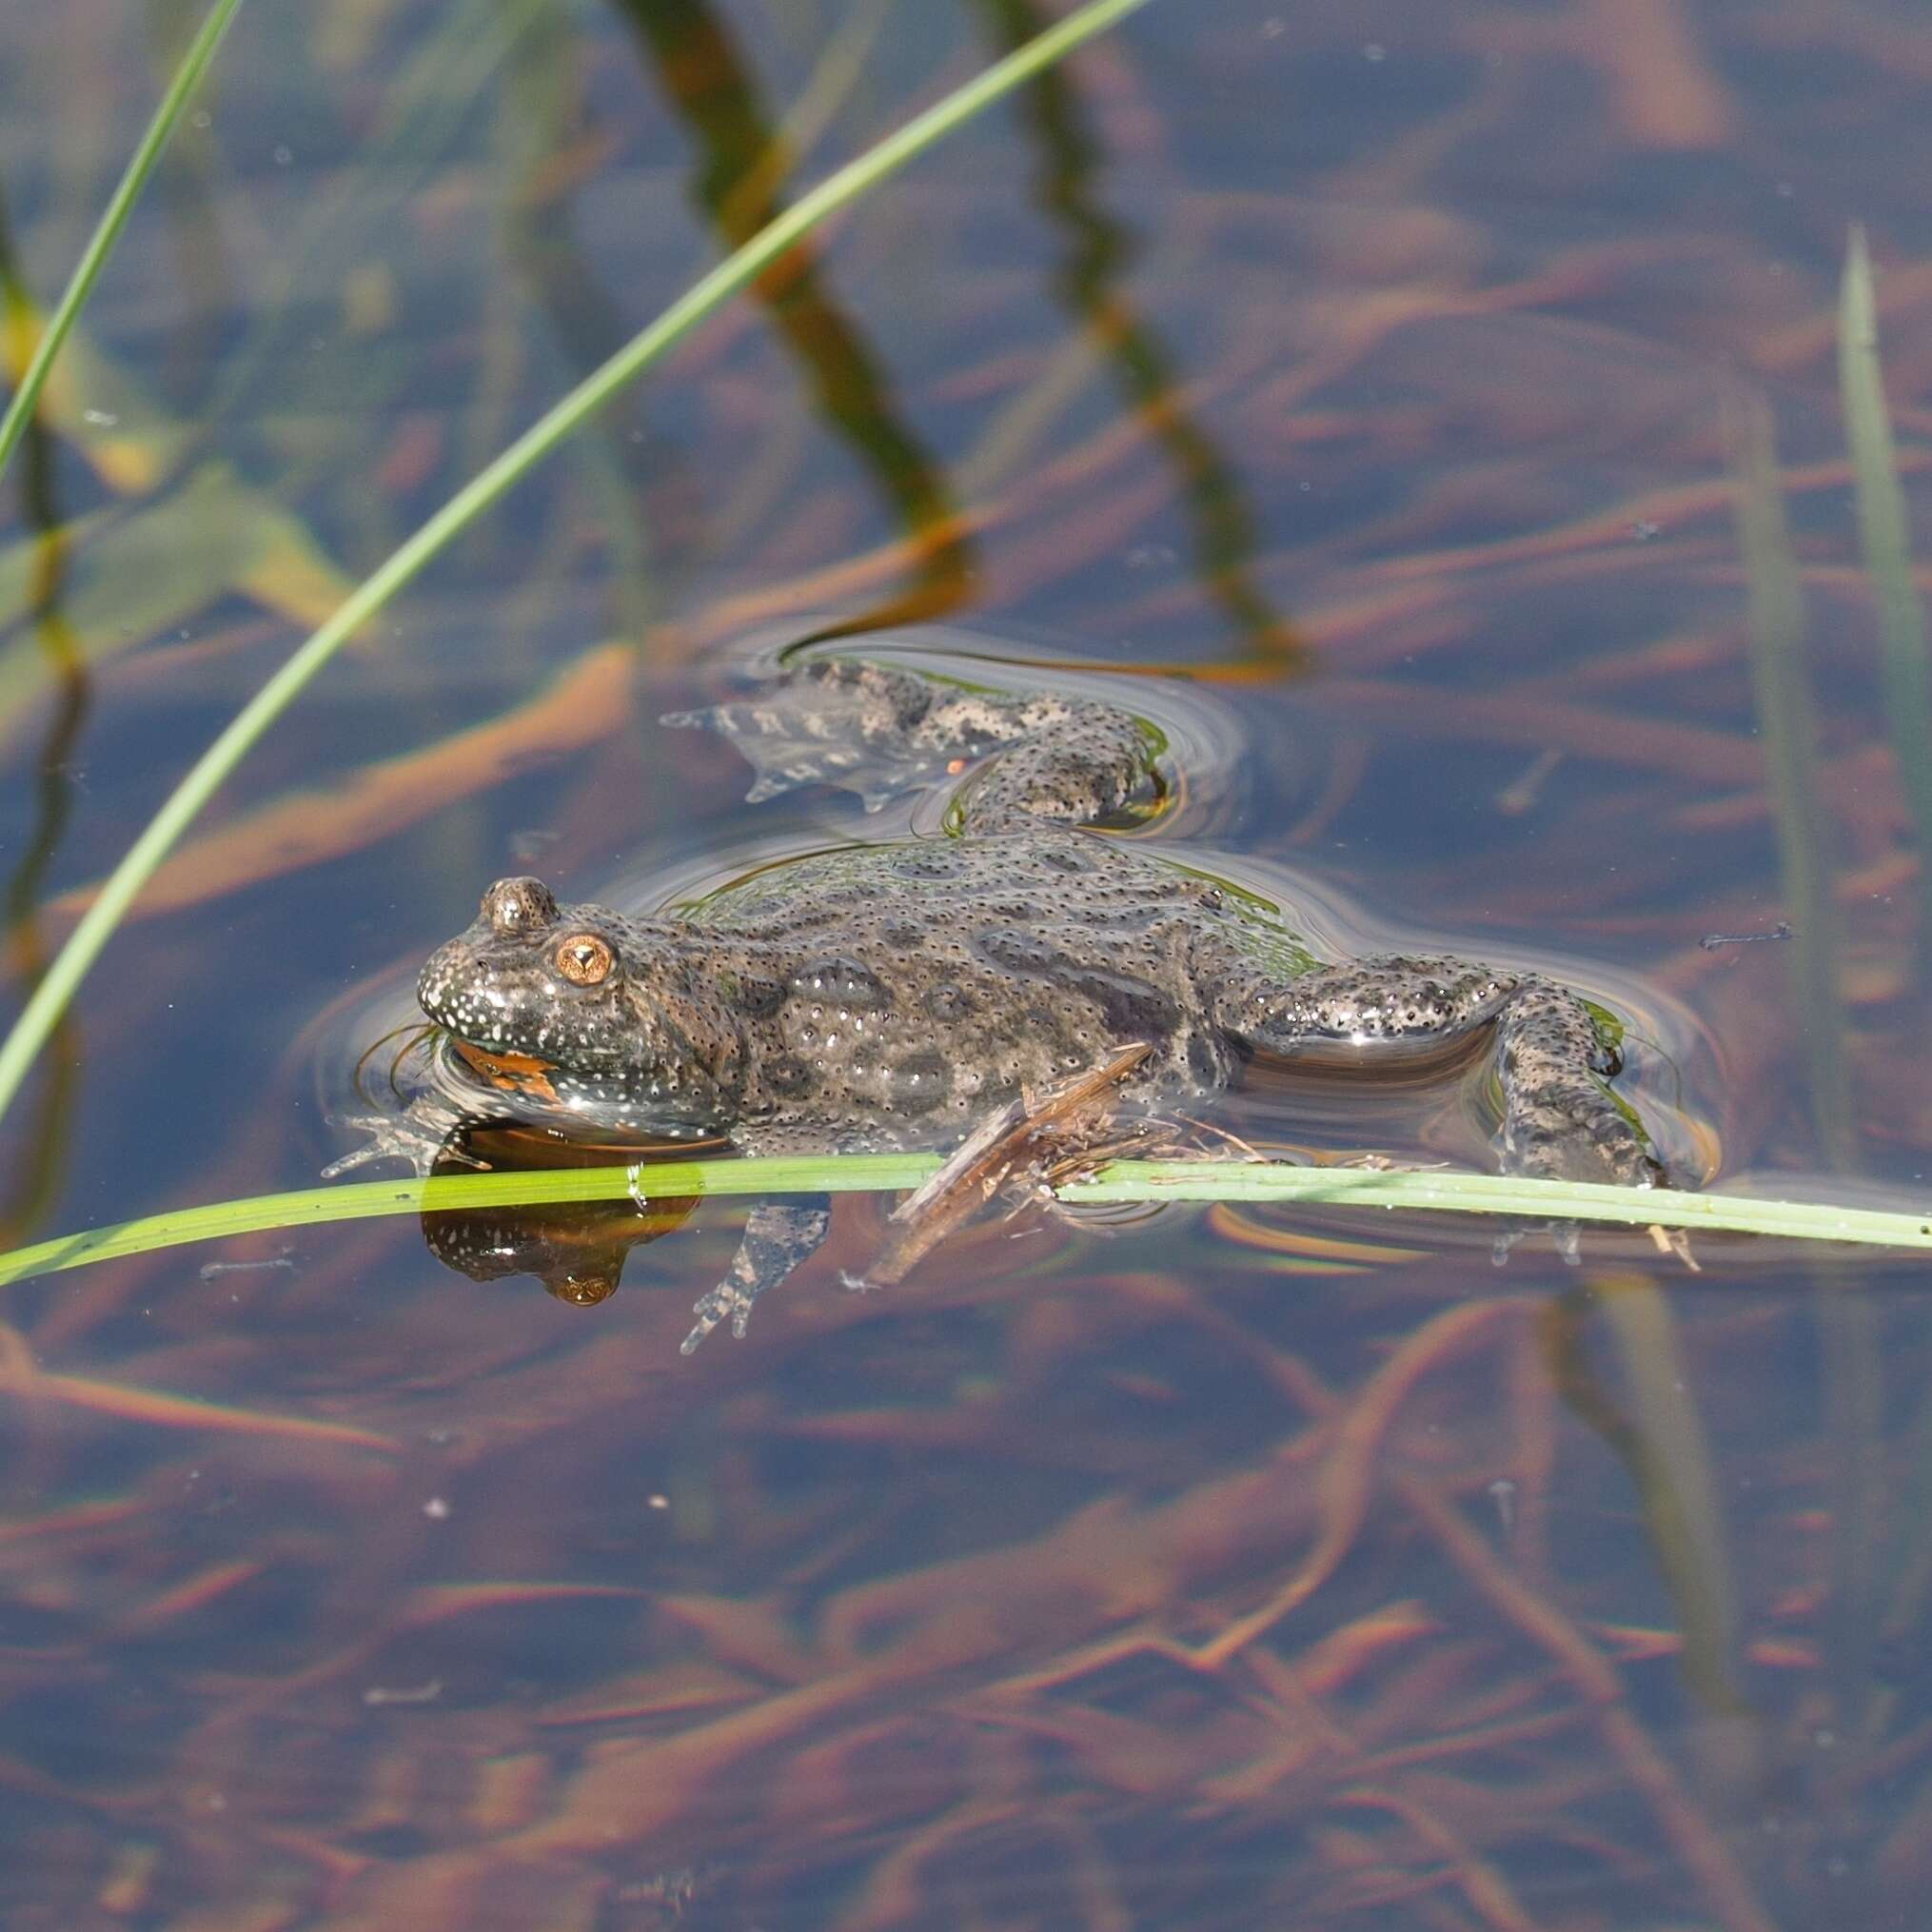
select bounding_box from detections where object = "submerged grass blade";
[1738,365,1884,1712]
[1839,225,1932,961]
[0,1158,1928,1291]
[0,0,1158,1131]
[1590,1276,1746,1714]
[1727,386,1857,1167]
[0,0,245,481]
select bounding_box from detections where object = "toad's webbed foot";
[1231,955,1665,1191]
[680,1198,833,1354]
[1493,982,1665,1188]
[324,1094,480,1179]
[665,654,1158,833]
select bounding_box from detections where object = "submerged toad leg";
[1226,954,1666,1188]
[1488,981,1664,1186]
[680,1199,833,1354]
[323,1091,483,1178]
[668,654,1161,833]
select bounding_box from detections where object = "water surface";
[3,2,1932,1925]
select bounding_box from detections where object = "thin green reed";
[1732,376,1880,1724]
[2,1155,1930,1291]
[1840,223,1932,1744]
[1576,1281,1746,1717]
[0,0,245,482]
[0,0,1159,1131]
[1728,389,1857,1168]
[1839,226,1932,967]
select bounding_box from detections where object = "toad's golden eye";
[554,934,614,986]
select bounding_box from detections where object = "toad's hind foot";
[666,653,1158,832]
[663,658,934,810]
[680,1199,832,1354]
[1495,984,1666,1189]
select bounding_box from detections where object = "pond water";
[4,1,1932,1925]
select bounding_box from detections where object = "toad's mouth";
[449,1037,562,1104]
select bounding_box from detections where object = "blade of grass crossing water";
[0,0,245,481]
[2,1157,1931,1291]
[1839,226,1932,966]
[0,0,1159,1131]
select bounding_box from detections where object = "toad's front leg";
[324,1091,487,1179]
[1229,954,1666,1189]
[680,1198,833,1354]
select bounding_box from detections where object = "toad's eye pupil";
[555,935,613,986]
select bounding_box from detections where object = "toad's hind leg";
[1232,955,1665,1188]
[1491,981,1665,1187]
[668,654,1160,833]
[942,692,1158,833]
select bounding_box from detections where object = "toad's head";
[417,877,737,1134]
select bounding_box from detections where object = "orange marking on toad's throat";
[452,1039,562,1102]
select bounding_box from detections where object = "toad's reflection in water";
[418,1122,704,1309]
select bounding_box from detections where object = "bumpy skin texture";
[417,656,1665,1189]
[408,656,1665,1350]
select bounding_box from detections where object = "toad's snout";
[417,937,496,1042]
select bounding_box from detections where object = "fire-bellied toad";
[404,655,1664,1348]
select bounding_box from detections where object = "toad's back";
[663,823,1310,1138]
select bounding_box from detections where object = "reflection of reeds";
[613,0,974,632]
[1729,371,1882,1741]
[0,183,85,1247]
[1547,1278,1746,1720]
[974,0,1304,667]
[1839,226,1932,967]
[1725,386,1855,1167]
[1841,224,1932,1776]
[0,0,241,477]
[0,0,1158,1129]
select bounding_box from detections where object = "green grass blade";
[1736,365,1883,1706]
[0,0,245,481]
[1,1157,1928,1291]
[1839,225,1932,959]
[1728,386,1858,1168]
[1590,1279,1745,1712]
[0,0,1158,1131]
